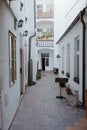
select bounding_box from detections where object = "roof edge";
[56,8,86,44]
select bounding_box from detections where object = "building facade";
[56,0,87,105]
[0,0,35,129]
[36,0,57,71]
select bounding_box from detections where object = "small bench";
[55,77,68,99]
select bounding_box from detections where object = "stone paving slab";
[10,72,85,130]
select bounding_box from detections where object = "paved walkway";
[10,72,85,130]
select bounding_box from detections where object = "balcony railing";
[37,11,54,19]
[37,41,54,47]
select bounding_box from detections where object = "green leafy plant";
[66,72,70,78]
[61,70,64,74]
[36,69,42,80]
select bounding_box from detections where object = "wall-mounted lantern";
[20,1,23,11]
[23,30,28,36]
[18,19,24,28]
[25,17,28,23]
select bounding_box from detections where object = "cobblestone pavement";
[10,72,85,130]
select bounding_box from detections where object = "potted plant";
[66,84,72,95]
[36,69,42,80]
[61,70,64,74]
[66,72,70,78]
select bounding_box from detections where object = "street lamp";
[23,30,28,37]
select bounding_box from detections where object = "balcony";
[37,31,54,41]
[37,41,54,47]
[37,11,54,19]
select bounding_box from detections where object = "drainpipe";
[80,10,86,106]
[28,0,36,85]
[28,32,36,85]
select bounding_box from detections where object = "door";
[42,58,45,71]
[20,49,24,96]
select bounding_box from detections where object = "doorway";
[42,58,45,71]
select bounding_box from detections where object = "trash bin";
[53,68,58,74]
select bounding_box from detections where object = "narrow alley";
[10,72,85,130]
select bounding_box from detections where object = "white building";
[55,0,87,105]
[36,0,58,72]
[0,0,35,130]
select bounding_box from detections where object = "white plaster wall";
[28,0,35,34]
[0,1,20,130]
[28,0,37,82]
[31,37,38,82]
[23,39,28,86]
[19,34,28,91]
[37,21,53,30]
[53,44,58,68]
[54,0,66,68]
[58,21,83,102]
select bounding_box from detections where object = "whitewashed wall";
[0,1,20,130]
[58,21,83,102]
[54,0,66,68]
[0,0,32,129]
[31,37,38,82]
[37,21,53,29]
[28,0,37,82]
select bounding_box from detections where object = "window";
[41,53,49,58]
[46,58,49,66]
[74,36,80,83]
[67,44,70,73]
[9,31,16,86]
[37,28,43,32]
[37,5,43,12]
